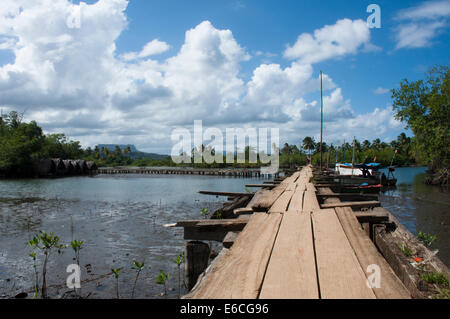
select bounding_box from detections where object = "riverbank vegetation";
[0,109,423,176]
[391,65,449,185]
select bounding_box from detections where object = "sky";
[0,0,449,154]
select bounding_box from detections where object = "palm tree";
[302,137,316,156]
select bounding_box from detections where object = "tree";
[392,65,449,171]
[302,137,316,156]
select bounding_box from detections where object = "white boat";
[334,163,381,176]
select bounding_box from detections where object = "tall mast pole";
[320,70,323,172]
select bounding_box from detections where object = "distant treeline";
[0,110,418,178]
[279,133,416,168]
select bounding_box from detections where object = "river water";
[0,167,448,298]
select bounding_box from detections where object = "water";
[0,174,262,298]
[379,167,450,266]
[0,167,448,298]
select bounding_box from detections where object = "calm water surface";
[379,167,449,266]
[0,167,448,298]
[0,174,262,298]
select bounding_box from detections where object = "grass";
[417,231,437,247]
[420,272,449,286]
[434,288,450,299]
[399,242,414,257]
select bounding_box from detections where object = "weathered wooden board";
[168,219,248,228]
[287,186,305,212]
[259,211,319,299]
[186,213,283,299]
[306,183,317,192]
[311,209,376,299]
[302,190,320,212]
[268,190,295,214]
[233,207,254,216]
[353,211,389,223]
[199,191,255,197]
[246,184,276,188]
[335,207,411,299]
[320,201,381,209]
[223,231,240,248]
[246,189,271,209]
[251,184,287,211]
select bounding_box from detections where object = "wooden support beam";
[317,193,378,199]
[354,211,389,224]
[199,190,254,197]
[233,207,253,216]
[223,231,240,248]
[166,219,249,242]
[320,201,381,210]
[245,184,276,188]
[185,241,211,291]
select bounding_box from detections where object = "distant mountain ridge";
[96,144,168,160]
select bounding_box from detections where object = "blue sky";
[0,0,449,153]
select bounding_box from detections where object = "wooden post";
[320,70,323,172]
[185,241,210,291]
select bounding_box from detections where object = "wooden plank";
[251,184,287,211]
[354,211,389,224]
[246,189,271,209]
[259,211,319,299]
[312,209,376,299]
[245,184,276,188]
[168,219,248,228]
[306,182,317,192]
[233,207,254,216]
[287,186,305,212]
[186,213,283,299]
[302,190,320,212]
[223,231,240,248]
[199,191,254,197]
[268,190,295,213]
[335,207,410,299]
[317,193,378,200]
[320,201,381,209]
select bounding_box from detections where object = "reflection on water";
[0,174,262,298]
[379,167,450,266]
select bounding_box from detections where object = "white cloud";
[284,19,373,64]
[120,39,170,61]
[373,87,390,95]
[394,21,446,49]
[394,1,450,50]
[396,0,450,20]
[0,0,401,153]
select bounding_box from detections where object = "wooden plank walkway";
[184,165,411,299]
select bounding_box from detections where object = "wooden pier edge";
[175,165,448,299]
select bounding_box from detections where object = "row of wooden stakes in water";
[97,168,279,177]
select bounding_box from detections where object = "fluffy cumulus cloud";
[394,0,450,49]
[283,19,374,64]
[0,0,400,153]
